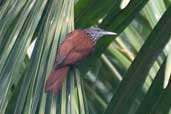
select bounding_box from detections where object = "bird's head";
[84,27,117,43]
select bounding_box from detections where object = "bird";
[45,27,116,93]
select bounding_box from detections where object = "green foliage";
[0,0,171,114]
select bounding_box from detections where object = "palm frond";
[0,0,171,114]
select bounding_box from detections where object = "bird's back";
[55,29,95,67]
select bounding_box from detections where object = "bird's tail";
[45,66,69,93]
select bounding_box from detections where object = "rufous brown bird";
[45,28,116,93]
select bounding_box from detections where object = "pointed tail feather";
[45,66,69,93]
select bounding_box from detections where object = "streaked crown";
[84,27,116,43]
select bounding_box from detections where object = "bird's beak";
[101,31,117,36]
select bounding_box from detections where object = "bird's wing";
[54,32,76,68]
[58,33,94,65]
[54,30,94,68]
[54,49,73,68]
